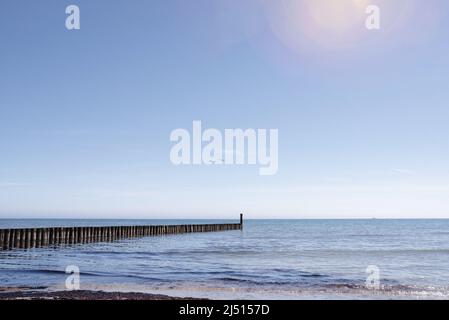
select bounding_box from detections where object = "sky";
[1,0,449,219]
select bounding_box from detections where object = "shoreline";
[0,288,205,300]
[1,285,448,300]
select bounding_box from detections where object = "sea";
[1,219,449,299]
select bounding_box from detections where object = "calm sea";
[1,219,449,299]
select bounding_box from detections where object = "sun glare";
[266,0,376,53]
[304,0,371,33]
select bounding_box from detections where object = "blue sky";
[1,0,449,218]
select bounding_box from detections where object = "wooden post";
[35,229,41,247]
[10,229,16,248]
[42,228,48,246]
[0,229,4,250]
[63,228,68,245]
[84,227,88,243]
[72,228,76,244]
[47,228,52,246]
[22,229,28,248]
[76,227,79,243]
[40,228,44,247]
[55,227,59,245]
[4,229,10,250]
[30,229,35,248]
[8,229,14,248]
[17,229,23,249]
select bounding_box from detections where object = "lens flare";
[265,0,420,54]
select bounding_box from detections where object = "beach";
[0,287,200,300]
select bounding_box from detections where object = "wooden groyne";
[0,215,243,251]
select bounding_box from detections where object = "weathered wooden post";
[56,227,61,245]
[80,227,84,243]
[4,229,10,250]
[49,228,53,245]
[39,229,44,247]
[82,227,85,243]
[74,227,78,243]
[21,229,27,248]
[30,228,35,248]
[17,229,23,249]
[9,229,15,249]
[42,228,48,246]
[78,227,83,243]
[46,228,51,246]
[0,229,4,250]
[63,228,68,245]
[35,229,42,247]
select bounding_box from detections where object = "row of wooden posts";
[0,215,243,251]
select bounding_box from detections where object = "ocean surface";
[1,219,449,299]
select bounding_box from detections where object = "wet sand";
[0,287,205,300]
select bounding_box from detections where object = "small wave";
[272,268,326,277]
[5,268,116,278]
[11,269,67,275]
[347,234,385,237]
[81,250,159,257]
[215,277,295,286]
